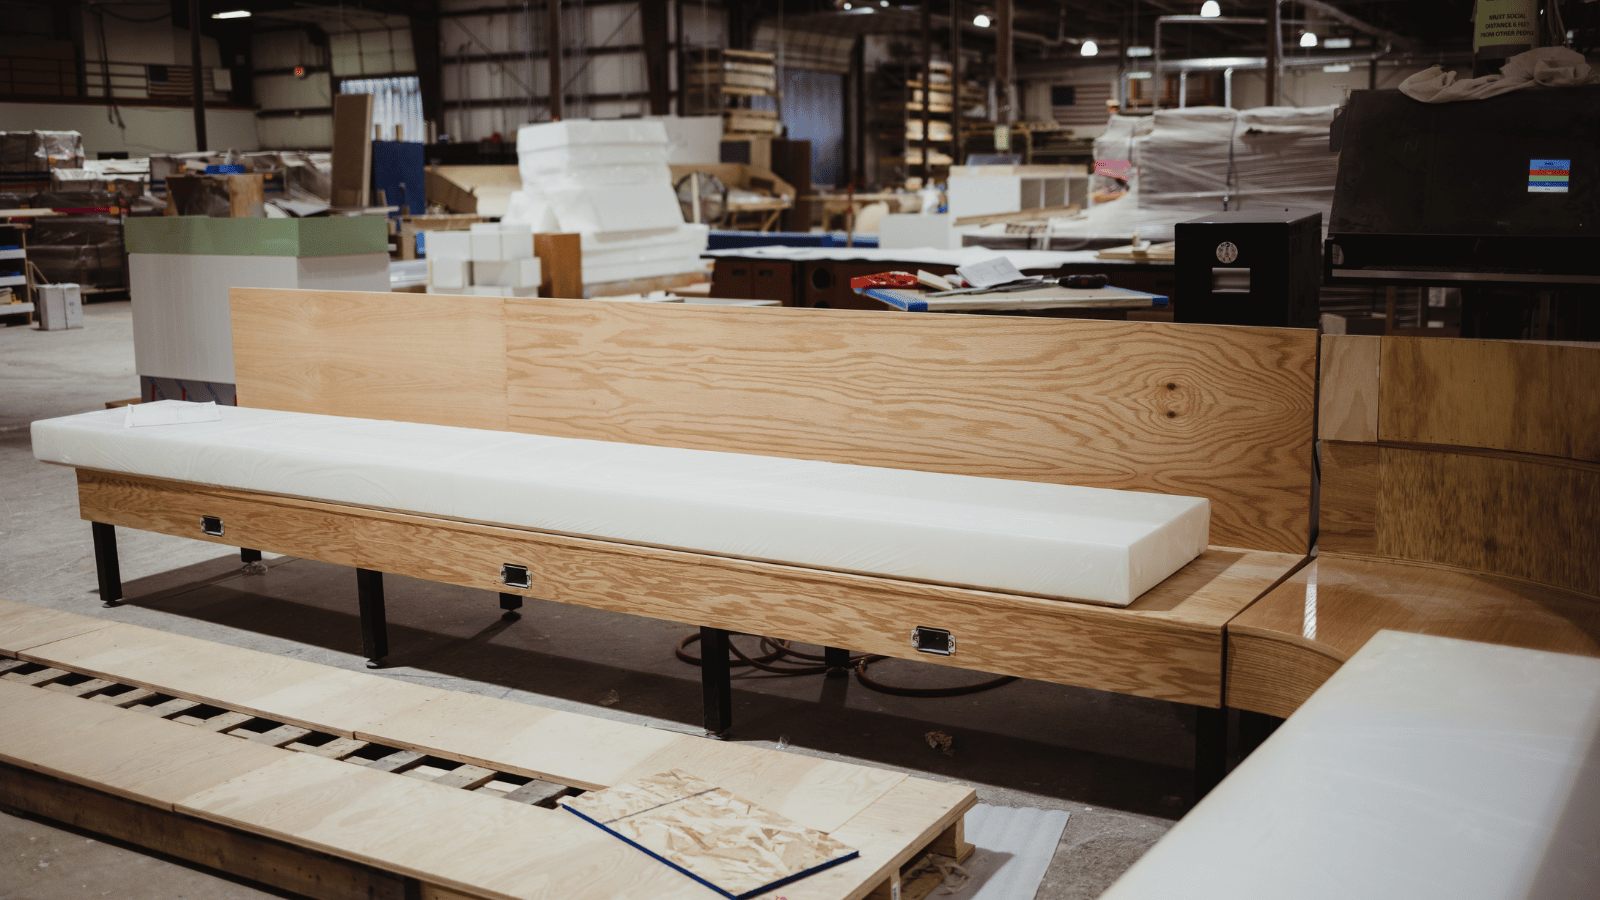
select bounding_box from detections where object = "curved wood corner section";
[1226,554,1600,718]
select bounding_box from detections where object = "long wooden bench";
[55,289,1320,795]
[0,597,975,900]
[1227,335,1600,719]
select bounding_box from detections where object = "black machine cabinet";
[1174,210,1322,328]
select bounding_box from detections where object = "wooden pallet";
[0,598,975,900]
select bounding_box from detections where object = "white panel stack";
[508,119,709,290]
[423,224,542,297]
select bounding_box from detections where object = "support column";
[91,522,122,608]
[996,0,1014,125]
[356,569,389,669]
[547,0,564,120]
[920,0,932,184]
[410,0,444,136]
[188,0,207,151]
[1266,0,1282,107]
[1194,705,1228,802]
[700,626,733,736]
[641,0,671,115]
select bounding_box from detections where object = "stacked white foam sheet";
[423,224,542,296]
[32,403,1211,607]
[1101,631,1600,899]
[509,119,708,287]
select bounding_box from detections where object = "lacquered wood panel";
[1379,336,1600,462]
[1317,441,1378,556]
[1226,554,1600,716]
[1318,334,1380,443]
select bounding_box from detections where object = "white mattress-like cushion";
[31,402,1210,606]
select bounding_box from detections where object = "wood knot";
[1166,383,1176,391]
[1166,411,1177,418]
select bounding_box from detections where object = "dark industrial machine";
[1174,209,1322,328]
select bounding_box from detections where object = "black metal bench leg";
[357,568,389,669]
[1238,709,1283,760]
[241,548,262,563]
[700,626,732,737]
[91,522,122,608]
[824,645,851,678]
[498,592,523,620]
[1194,705,1228,803]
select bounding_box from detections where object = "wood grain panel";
[230,288,509,431]
[1318,441,1379,556]
[0,597,117,655]
[1318,334,1380,442]
[17,622,442,739]
[1226,554,1600,717]
[1379,336,1600,462]
[76,471,1308,706]
[0,763,409,900]
[0,680,290,810]
[502,298,1317,555]
[1378,447,1600,597]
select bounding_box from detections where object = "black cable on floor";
[676,633,1017,697]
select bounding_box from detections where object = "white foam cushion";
[31,403,1210,606]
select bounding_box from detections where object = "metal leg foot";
[824,646,851,678]
[357,568,389,669]
[700,626,732,736]
[240,548,262,563]
[91,522,122,607]
[498,592,523,621]
[1194,705,1228,803]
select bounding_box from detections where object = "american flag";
[1051,82,1114,127]
[147,64,197,100]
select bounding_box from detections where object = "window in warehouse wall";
[340,76,426,142]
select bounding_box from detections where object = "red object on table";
[849,271,920,291]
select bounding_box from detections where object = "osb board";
[1378,337,1600,462]
[1225,554,1600,717]
[76,470,1308,706]
[1320,441,1600,596]
[563,770,857,900]
[0,597,117,655]
[15,618,442,739]
[1318,334,1380,443]
[230,288,509,431]
[501,297,1316,556]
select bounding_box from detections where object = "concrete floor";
[0,300,1194,900]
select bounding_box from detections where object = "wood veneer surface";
[1317,334,1380,443]
[501,298,1316,556]
[75,471,1307,706]
[230,288,509,431]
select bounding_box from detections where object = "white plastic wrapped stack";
[423,223,542,296]
[505,120,709,288]
[1057,106,1339,242]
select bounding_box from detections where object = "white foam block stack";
[422,224,542,296]
[509,119,709,288]
[33,403,1211,607]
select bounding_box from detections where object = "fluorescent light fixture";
[973,13,991,27]
[881,0,889,5]
[842,2,851,8]
[1323,37,1351,49]
[212,9,251,18]
[1081,40,1098,57]
[1129,71,1152,79]
[1300,31,1319,48]
[1200,1,1221,18]
[1127,46,1153,57]
[1323,64,1351,73]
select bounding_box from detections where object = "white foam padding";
[427,258,470,288]
[473,257,541,289]
[424,231,471,260]
[33,403,1210,606]
[469,231,503,261]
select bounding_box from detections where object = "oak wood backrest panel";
[502,298,1317,555]
[1317,333,1380,443]
[1379,336,1600,462]
[1319,335,1600,597]
[230,288,509,432]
